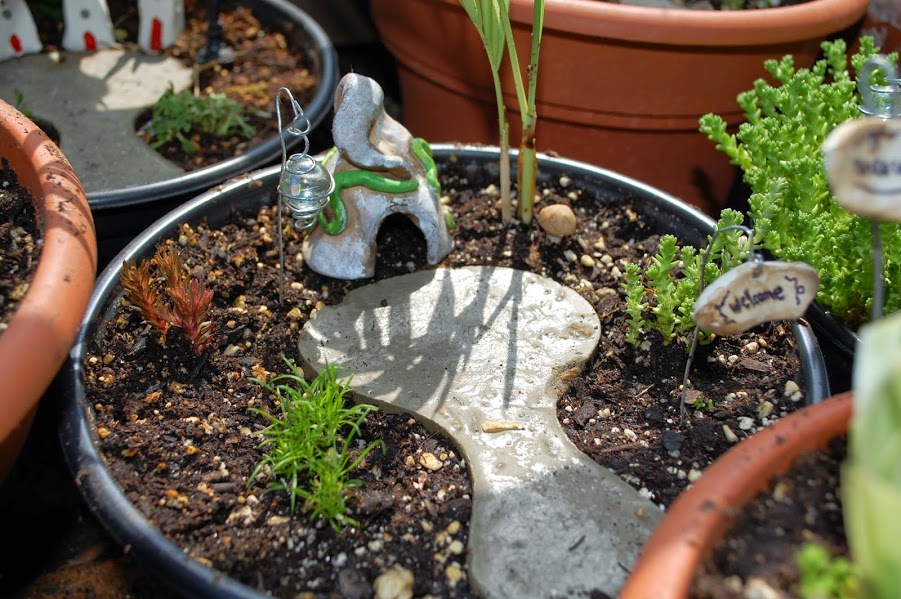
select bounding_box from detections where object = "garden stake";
[679,225,757,424]
[860,56,899,323]
[274,87,335,302]
[824,55,901,323]
[681,226,819,422]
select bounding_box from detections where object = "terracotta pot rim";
[619,391,854,599]
[448,0,870,46]
[0,99,97,451]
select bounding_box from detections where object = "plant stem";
[492,70,513,223]
[499,0,543,224]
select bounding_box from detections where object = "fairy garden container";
[0,99,97,483]
[0,0,339,268]
[54,66,832,596]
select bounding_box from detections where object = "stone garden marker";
[298,266,661,598]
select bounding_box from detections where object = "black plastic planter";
[58,144,830,598]
[805,303,858,394]
[90,0,339,269]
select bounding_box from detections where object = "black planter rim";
[58,143,829,598]
[87,0,339,212]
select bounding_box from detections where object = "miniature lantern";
[274,87,335,300]
[279,153,335,231]
[858,55,901,119]
[275,88,335,231]
[137,0,184,53]
[0,0,42,61]
[62,0,115,52]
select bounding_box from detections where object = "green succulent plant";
[699,37,899,330]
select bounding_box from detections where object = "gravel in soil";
[0,159,40,332]
[83,158,808,597]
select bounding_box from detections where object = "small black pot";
[58,144,830,598]
[91,0,339,269]
[805,302,857,393]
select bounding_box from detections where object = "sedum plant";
[842,311,901,599]
[120,244,215,356]
[795,542,859,599]
[623,209,748,346]
[147,84,255,155]
[459,0,544,224]
[699,37,899,330]
[249,360,385,532]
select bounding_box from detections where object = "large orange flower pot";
[619,391,854,599]
[370,0,869,215]
[0,100,97,483]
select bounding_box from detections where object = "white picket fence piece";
[0,0,42,61]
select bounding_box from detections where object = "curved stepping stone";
[298,266,661,598]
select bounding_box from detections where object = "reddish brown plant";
[120,244,215,356]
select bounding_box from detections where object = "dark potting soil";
[691,437,848,598]
[31,0,321,172]
[83,158,808,597]
[0,160,41,332]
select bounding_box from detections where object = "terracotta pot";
[0,100,97,483]
[619,391,853,599]
[369,0,869,215]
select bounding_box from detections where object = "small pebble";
[661,431,685,452]
[783,380,800,397]
[419,452,443,471]
[445,564,464,587]
[722,424,739,443]
[373,565,414,599]
[737,416,755,431]
[481,421,523,433]
[744,577,781,599]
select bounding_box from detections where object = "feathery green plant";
[459,0,544,224]
[148,85,255,155]
[699,37,899,330]
[249,359,384,532]
[623,209,748,346]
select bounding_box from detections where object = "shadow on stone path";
[298,266,662,598]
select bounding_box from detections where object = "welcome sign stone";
[693,261,820,335]
[823,117,901,221]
